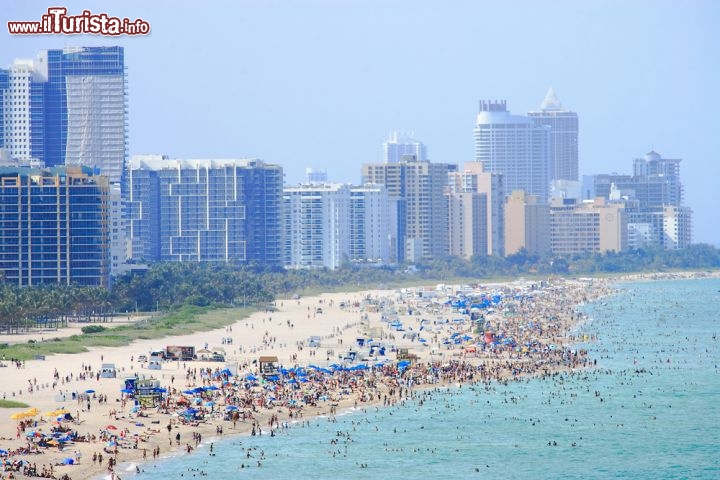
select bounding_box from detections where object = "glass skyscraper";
[1,47,127,182]
[0,166,109,286]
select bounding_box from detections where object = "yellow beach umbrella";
[10,412,25,420]
[25,407,40,416]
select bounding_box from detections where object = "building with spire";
[528,88,579,182]
[474,100,551,203]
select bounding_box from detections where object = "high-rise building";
[126,156,283,266]
[550,197,627,255]
[283,183,351,269]
[505,191,551,257]
[0,47,127,182]
[447,191,487,260]
[588,150,691,249]
[0,166,109,286]
[363,154,456,262]
[350,184,390,264]
[474,100,551,203]
[662,206,692,250]
[383,132,427,163]
[449,162,504,256]
[528,88,579,182]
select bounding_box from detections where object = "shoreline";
[1,271,715,480]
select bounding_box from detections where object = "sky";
[2,0,719,245]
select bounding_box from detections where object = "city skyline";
[1,1,718,245]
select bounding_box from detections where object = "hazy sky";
[2,1,719,245]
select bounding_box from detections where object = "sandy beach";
[1,273,683,480]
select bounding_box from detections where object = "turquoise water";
[126,278,720,480]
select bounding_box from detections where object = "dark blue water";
[121,278,720,480]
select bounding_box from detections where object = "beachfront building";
[363,153,456,262]
[549,197,627,255]
[0,166,110,286]
[446,190,487,260]
[448,162,504,257]
[283,183,351,270]
[505,190,551,257]
[585,150,691,249]
[0,47,127,183]
[474,100,551,203]
[528,88,579,182]
[126,155,283,266]
[349,184,391,264]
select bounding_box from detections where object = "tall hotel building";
[528,88,579,182]
[448,161,504,257]
[474,100,551,203]
[126,156,283,266]
[363,154,455,262]
[0,166,109,286]
[283,183,351,270]
[0,47,127,182]
[350,184,390,264]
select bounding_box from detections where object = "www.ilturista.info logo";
[8,7,150,35]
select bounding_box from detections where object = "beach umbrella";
[120,388,134,394]
[62,458,74,465]
[0,449,8,455]
[85,389,96,394]
[204,401,215,407]
[106,425,118,430]
[225,405,239,411]
[10,412,25,420]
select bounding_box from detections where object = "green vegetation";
[0,244,718,360]
[80,325,107,334]
[0,399,29,408]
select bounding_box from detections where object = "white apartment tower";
[474,100,551,203]
[283,183,351,269]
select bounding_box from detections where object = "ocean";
[123,277,720,480]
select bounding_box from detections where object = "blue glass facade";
[0,47,126,176]
[127,158,283,267]
[0,166,109,286]
[43,47,126,171]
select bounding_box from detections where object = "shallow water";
[125,277,720,480]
